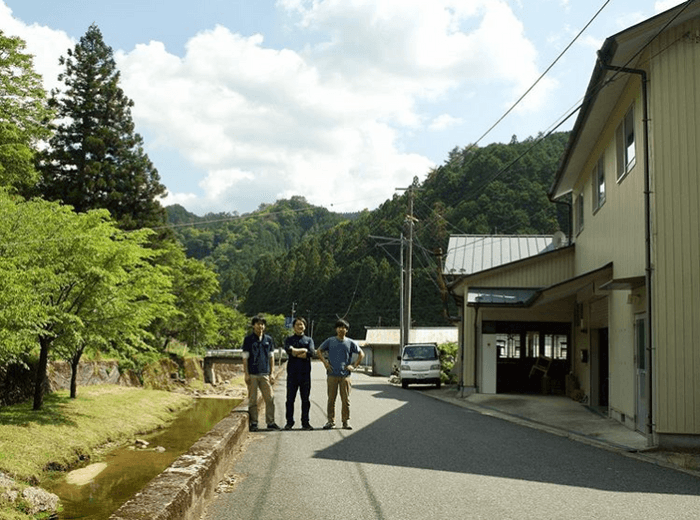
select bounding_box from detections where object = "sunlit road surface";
[201,362,700,520]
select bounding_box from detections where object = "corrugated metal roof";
[443,235,560,276]
[361,327,458,346]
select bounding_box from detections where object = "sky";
[0,0,686,216]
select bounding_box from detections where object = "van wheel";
[436,380,441,389]
[402,381,408,389]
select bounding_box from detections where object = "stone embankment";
[0,473,60,517]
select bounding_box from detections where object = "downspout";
[598,56,653,439]
[473,304,480,394]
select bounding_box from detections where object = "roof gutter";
[596,54,654,441]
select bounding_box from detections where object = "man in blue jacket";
[317,318,364,430]
[242,314,280,431]
[283,316,315,430]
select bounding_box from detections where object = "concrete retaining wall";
[109,365,284,520]
[109,409,248,520]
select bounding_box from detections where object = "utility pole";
[396,185,417,349]
[399,232,405,349]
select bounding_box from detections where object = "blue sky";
[0,0,685,216]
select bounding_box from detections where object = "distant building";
[360,327,458,377]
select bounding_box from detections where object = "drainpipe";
[598,56,653,440]
[473,304,480,394]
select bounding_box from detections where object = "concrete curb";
[110,365,285,520]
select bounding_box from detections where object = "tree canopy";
[0,31,53,193]
[0,189,175,408]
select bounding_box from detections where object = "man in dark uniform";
[283,317,315,430]
[242,314,280,431]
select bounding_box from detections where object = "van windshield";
[403,346,437,360]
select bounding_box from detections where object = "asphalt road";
[201,362,700,520]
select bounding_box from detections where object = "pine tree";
[37,24,166,230]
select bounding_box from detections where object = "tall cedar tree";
[37,24,167,230]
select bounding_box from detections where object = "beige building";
[444,2,700,450]
[359,327,458,377]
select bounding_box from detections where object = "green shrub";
[439,342,458,384]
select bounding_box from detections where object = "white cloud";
[3,0,551,215]
[429,114,463,131]
[0,3,73,93]
[654,0,686,14]
[115,1,544,213]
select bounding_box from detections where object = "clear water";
[45,397,241,520]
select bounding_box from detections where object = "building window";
[496,334,520,359]
[575,192,584,235]
[524,332,567,360]
[616,104,636,181]
[592,156,605,212]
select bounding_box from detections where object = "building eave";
[549,1,700,200]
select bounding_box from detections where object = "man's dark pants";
[286,371,311,426]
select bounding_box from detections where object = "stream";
[44,396,242,520]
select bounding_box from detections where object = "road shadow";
[313,380,700,495]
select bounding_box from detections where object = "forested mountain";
[166,196,356,306]
[167,131,571,342]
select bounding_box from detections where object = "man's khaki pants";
[248,374,275,426]
[326,375,351,425]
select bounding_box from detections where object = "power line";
[465,0,612,152]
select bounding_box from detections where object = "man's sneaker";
[301,424,314,431]
[284,423,294,430]
[342,422,352,430]
[249,423,258,432]
[322,422,335,430]
[267,423,281,430]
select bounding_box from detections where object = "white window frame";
[616,104,636,182]
[592,156,606,212]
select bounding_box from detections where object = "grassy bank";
[0,385,193,519]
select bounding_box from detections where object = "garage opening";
[484,321,571,394]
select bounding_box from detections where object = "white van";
[397,343,441,389]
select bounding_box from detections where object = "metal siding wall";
[650,22,700,434]
[589,298,608,329]
[573,86,647,279]
[469,250,574,288]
